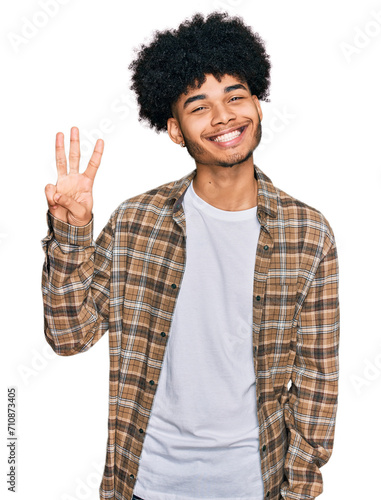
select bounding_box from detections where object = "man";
[41,12,339,500]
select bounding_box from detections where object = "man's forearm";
[41,211,113,355]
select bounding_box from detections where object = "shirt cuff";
[47,211,94,247]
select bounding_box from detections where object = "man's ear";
[167,117,184,145]
[252,95,263,122]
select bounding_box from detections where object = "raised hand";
[45,126,104,226]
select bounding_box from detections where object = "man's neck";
[192,161,258,211]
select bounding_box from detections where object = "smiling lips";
[208,126,246,146]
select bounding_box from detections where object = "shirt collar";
[254,165,278,219]
[168,165,278,219]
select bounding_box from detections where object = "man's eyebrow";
[224,83,248,93]
[183,83,249,109]
[183,93,207,109]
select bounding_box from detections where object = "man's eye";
[191,106,205,113]
[230,96,243,102]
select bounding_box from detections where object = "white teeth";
[211,128,242,143]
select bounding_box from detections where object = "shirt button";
[262,445,267,452]
[256,295,261,301]
[258,395,262,404]
[254,346,257,353]
[149,380,155,386]
[266,492,270,498]
[139,428,144,434]
[129,474,135,480]
[161,332,166,337]
[171,284,177,289]
[264,245,269,251]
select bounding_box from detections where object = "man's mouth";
[208,126,246,143]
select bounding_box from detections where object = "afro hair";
[129,11,271,133]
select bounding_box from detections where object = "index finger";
[55,132,67,177]
[84,138,104,181]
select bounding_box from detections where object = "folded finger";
[54,193,88,222]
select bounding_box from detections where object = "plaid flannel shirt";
[41,165,339,500]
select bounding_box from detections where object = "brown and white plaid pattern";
[41,165,339,500]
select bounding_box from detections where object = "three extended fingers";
[55,126,104,179]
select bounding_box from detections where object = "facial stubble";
[183,122,262,169]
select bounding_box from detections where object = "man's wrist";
[47,211,94,247]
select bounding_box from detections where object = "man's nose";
[210,103,236,126]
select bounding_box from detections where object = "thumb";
[45,183,57,208]
[54,193,64,204]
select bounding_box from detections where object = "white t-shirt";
[133,180,264,500]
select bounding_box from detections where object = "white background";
[1,0,380,498]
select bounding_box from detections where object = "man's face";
[167,74,263,169]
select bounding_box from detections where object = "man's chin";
[183,134,261,169]
[183,123,262,168]
[215,148,255,168]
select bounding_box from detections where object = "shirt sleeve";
[281,235,340,499]
[40,210,116,356]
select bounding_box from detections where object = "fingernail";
[54,194,61,202]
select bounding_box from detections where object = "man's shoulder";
[111,169,195,219]
[256,165,335,242]
[274,184,336,248]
